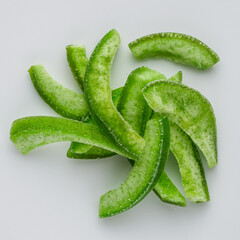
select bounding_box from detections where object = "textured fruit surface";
[117,66,166,136]
[10,116,134,159]
[153,172,186,207]
[66,45,88,90]
[84,29,145,158]
[170,122,209,202]
[99,117,170,217]
[129,32,220,69]
[29,65,88,121]
[118,67,209,202]
[119,68,209,202]
[118,67,186,206]
[143,81,217,168]
[84,31,186,207]
[68,87,123,158]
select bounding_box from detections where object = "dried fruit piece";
[129,32,220,69]
[99,117,170,217]
[143,81,217,168]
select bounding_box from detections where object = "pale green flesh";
[28,65,89,121]
[68,87,123,158]
[118,68,186,205]
[84,29,145,158]
[99,117,170,218]
[169,122,209,202]
[129,32,220,70]
[10,116,134,159]
[66,45,88,91]
[143,81,217,168]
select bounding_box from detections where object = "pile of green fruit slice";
[10,29,219,218]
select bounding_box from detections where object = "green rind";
[153,172,187,207]
[143,81,217,168]
[99,117,170,218]
[170,122,209,202]
[153,112,209,202]
[28,65,89,121]
[118,67,186,206]
[83,30,185,206]
[66,45,88,91]
[66,44,91,153]
[68,87,123,158]
[10,116,135,159]
[120,68,209,203]
[129,32,220,70]
[84,29,145,158]
[117,66,166,136]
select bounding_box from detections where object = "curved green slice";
[84,29,144,158]
[66,45,88,91]
[10,116,134,159]
[67,87,123,158]
[117,68,186,205]
[129,32,220,70]
[66,44,92,153]
[84,30,185,206]
[143,81,217,168]
[153,172,186,207]
[120,67,208,203]
[170,122,209,202]
[28,65,89,121]
[99,117,170,218]
[117,66,167,136]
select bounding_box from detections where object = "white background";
[0,0,239,239]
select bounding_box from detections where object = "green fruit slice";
[117,67,187,205]
[68,87,123,158]
[153,172,186,207]
[29,59,123,157]
[120,67,209,203]
[117,66,167,136]
[129,32,220,70]
[27,59,125,159]
[170,122,209,202]
[29,65,88,121]
[10,116,134,159]
[84,29,145,158]
[99,116,170,218]
[143,81,217,168]
[66,45,88,91]
[84,30,185,206]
